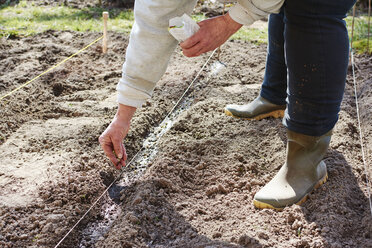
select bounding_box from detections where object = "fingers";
[180,29,207,57]
[180,35,200,50]
[112,137,125,170]
[113,137,123,161]
[99,134,119,167]
[99,132,126,170]
[117,142,127,168]
[179,21,214,57]
[182,43,207,57]
[99,107,134,170]
[122,143,127,162]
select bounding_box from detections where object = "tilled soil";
[0,31,371,248]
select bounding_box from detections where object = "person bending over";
[99,0,356,210]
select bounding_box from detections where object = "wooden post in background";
[102,12,109,53]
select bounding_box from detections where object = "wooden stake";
[102,12,109,53]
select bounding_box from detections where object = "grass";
[0,1,370,53]
[231,26,268,44]
[0,1,134,37]
[345,15,371,54]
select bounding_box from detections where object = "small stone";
[195,163,206,170]
[321,227,330,234]
[78,176,86,182]
[53,200,63,207]
[162,215,169,223]
[174,228,181,235]
[238,234,251,246]
[19,234,28,240]
[125,213,139,224]
[42,223,53,232]
[309,222,317,230]
[291,219,302,230]
[258,231,269,240]
[157,178,173,189]
[218,184,227,194]
[212,232,222,238]
[132,196,142,205]
[238,181,246,188]
[47,214,64,223]
[206,186,218,196]
[194,193,203,199]
[250,179,261,186]
[287,212,297,224]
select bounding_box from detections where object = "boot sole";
[224,109,285,121]
[253,172,328,211]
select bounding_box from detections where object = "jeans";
[260,0,356,136]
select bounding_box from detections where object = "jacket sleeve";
[117,0,198,108]
[229,0,284,25]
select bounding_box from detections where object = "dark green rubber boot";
[253,129,332,210]
[224,96,286,120]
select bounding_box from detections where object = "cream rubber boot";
[253,129,332,210]
[224,96,286,120]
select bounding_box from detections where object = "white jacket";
[117,0,284,108]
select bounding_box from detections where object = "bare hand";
[99,104,136,170]
[180,13,242,57]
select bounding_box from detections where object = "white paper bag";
[168,14,200,42]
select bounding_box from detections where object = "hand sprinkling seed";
[99,104,136,170]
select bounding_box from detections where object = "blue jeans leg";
[282,0,356,136]
[260,11,287,106]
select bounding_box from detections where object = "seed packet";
[168,14,200,42]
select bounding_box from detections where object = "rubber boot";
[224,96,286,120]
[253,129,332,210]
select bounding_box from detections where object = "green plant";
[346,15,371,54]
[297,227,302,237]
[32,234,39,242]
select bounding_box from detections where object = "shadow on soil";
[113,179,263,248]
[301,149,371,247]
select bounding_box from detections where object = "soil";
[0,30,371,248]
